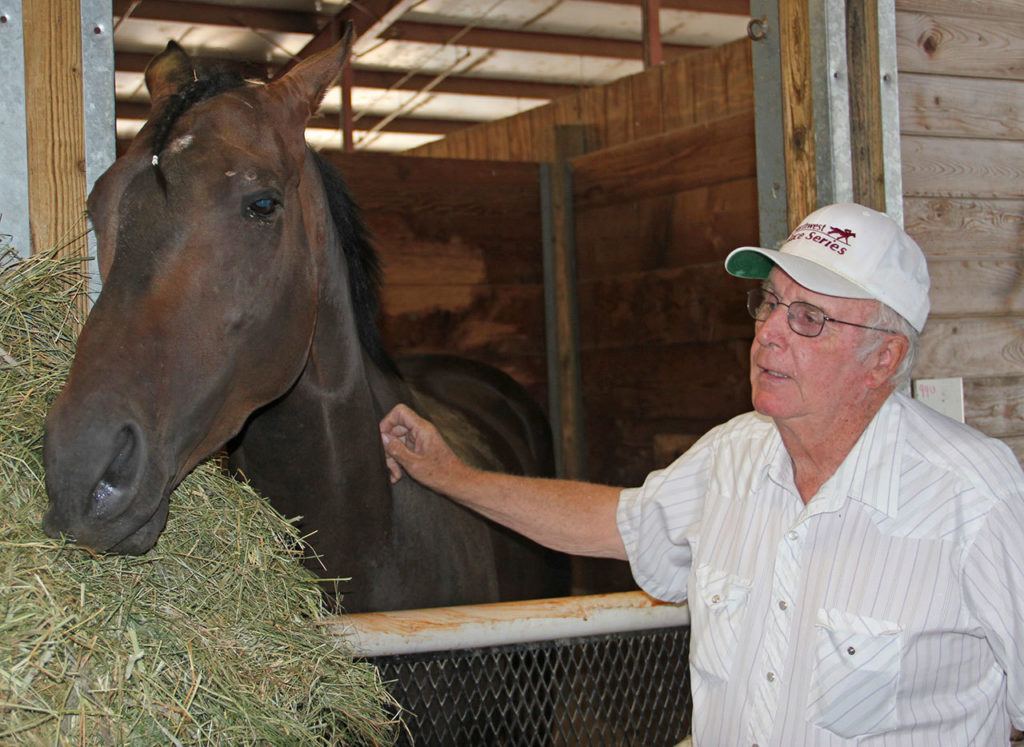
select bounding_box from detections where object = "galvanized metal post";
[808,0,853,206]
[749,0,789,249]
[876,0,904,225]
[0,0,31,258]
[751,0,904,237]
[80,0,116,298]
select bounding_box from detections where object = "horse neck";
[230,260,405,550]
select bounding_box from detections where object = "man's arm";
[380,403,627,560]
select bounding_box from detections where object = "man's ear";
[866,333,910,390]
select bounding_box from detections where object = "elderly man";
[379,203,1024,745]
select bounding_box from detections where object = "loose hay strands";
[0,248,398,745]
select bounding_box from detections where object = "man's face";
[750,268,882,428]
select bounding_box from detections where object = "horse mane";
[148,71,397,376]
[310,151,397,376]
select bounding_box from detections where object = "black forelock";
[150,69,248,164]
[310,150,398,377]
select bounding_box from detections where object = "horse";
[41,28,567,613]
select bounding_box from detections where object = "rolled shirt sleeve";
[616,427,719,602]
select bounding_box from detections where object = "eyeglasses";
[746,288,900,338]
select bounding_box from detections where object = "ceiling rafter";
[595,0,751,14]
[114,51,578,100]
[111,0,325,34]
[380,21,700,60]
[114,100,469,135]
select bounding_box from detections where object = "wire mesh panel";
[366,625,691,746]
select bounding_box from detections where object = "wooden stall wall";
[407,39,760,490]
[408,38,754,163]
[895,0,1024,462]
[324,152,548,406]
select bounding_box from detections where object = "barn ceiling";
[112,0,752,153]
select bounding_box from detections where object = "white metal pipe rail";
[326,590,689,657]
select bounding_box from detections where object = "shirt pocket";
[807,608,902,739]
[690,564,752,683]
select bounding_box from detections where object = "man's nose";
[756,303,791,345]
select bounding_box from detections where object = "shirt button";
[847,646,856,655]
[778,600,788,610]
[766,671,776,682]
[711,594,721,604]
[787,530,799,540]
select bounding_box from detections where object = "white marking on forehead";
[225,170,237,178]
[167,134,194,155]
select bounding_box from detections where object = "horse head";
[42,29,355,553]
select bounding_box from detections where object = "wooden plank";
[901,135,1024,199]
[896,11,1024,80]
[575,176,759,279]
[572,110,755,209]
[582,340,752,423]
[333,153,544,284]
[628,67,665,140]
[381,283,545,357]
[24,0,88,260]
[916,318,1024,378]
[895,0,1024,24]
[660,49,698,131]
[928,260,1024,316]
[723,38,755,111]
[600,76,635,147]
[847,0,887,211]
[578,262,754,350]
[904,197,1024,260]
[779,0,817,229]
[899,73,1024,140]
[963,375,1024,439]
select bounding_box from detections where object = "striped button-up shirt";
[617,392,1024,746]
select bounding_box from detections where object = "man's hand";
[379,403,467,491]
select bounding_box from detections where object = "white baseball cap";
[724,203,930,332]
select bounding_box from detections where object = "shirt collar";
[764,393,905,518]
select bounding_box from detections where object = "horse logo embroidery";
[827,226,856,244]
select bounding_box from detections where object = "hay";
[0,248,398,745]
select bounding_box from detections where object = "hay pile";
[0,248,397,745]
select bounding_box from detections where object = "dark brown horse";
[42,30,566,613]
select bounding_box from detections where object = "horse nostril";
[89,425,141,517]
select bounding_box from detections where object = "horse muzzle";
[43,408,169,554]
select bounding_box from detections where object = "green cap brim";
[725,249,776,280]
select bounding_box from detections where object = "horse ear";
[269,21,354,125]
[145,41,195,109]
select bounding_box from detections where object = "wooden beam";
[846,0,885,211]
[276,0,410,77]
[591,0,751,14]
[381,21,701,59]
[112,0,322,34]
[24,0,88,260]
[778,0,816,228]
[115,100,471,135]
[642,0,664,67]
[544,125,593,481]
[115,51,577,99]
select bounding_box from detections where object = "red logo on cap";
[788,222,856,255]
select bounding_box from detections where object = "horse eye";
[246,196,281,220]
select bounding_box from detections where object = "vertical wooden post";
[778,0,816,228]
[542,125,591,481]
[24,0,89,259]
[846,1,886,211]
[641,0,663,68]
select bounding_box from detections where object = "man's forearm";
[442,467,627,560]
